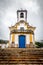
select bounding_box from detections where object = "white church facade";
[9,9,36,48]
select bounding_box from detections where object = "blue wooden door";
[19,35,26,48]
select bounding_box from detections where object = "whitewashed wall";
[17,23,27,30]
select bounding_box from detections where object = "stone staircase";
[0,48,43,65]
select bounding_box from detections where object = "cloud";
[36,0,43,40]
[0,0,43,41]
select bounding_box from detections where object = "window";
[20,13,24,18]
[20,27,24,31]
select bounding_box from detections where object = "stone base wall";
[0,48,43,65]
[8,43,35,48]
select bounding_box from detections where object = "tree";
[0,40,9,44]
[35,42,43,48]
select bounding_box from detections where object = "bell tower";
[17,9,27,22]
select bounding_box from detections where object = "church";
[0,10,43,65]
[9,9,36,48]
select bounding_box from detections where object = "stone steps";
[0,48,43,65]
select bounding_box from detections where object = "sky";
[0,0,43,41]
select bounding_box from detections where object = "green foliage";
[0,40,9,44]
[35,42,43,48]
